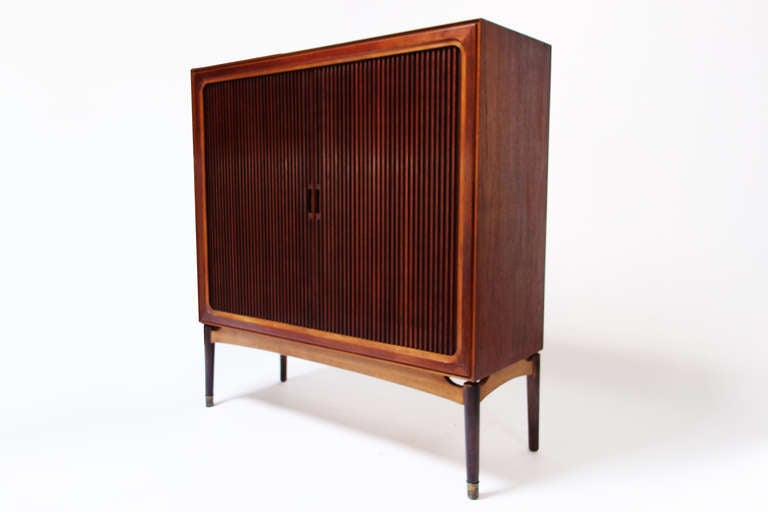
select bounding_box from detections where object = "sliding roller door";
[203,70,318,328]
[315,47,461,355]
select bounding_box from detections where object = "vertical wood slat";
[203,46,459,355]
[204,68,315,328]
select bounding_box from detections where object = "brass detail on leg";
[467,482,478,500]
[205,395,213,407]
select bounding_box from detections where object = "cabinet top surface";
[190,18,548,74]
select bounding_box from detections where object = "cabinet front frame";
[192,21,478,377]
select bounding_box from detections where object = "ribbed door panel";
[203,70,317,327]
[203,46,459,355]
[317,47,459,355]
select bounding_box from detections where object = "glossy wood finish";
[527,353,540,451]
[192,19,550,499]
[204,325,215,407]
[478,357,534,401]
[473,20,551,379]
[192,19,550,380]
[203,48,459,355]
[463,382,480,499]
[316,46,459,356]
[211,326,467,403]
[211,326,536,405]
[192,20,478,377]
[203,70,316,328]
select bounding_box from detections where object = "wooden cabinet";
[192,18,550,499]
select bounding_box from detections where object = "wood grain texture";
[478,357,534,401]
[192,19,550,498]
[192,18,550,381]
[472,19,551,379]
[203,70,316,328]
[212,325,535,406]
[210,326,466,403]
[315,47,459,356]
[192,21,478,377]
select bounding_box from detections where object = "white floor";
[3,321,765,511]
[2,1,766,510]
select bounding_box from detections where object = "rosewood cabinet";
[191,18,550,499]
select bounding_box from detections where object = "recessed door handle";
[307,185,320,219]
[307,185,315,219]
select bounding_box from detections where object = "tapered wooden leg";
[527,353,540,451]
[204,325,215,407]
[280,355,287,382]
[463,381,480,500]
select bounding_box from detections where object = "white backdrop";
[1,1,766,510]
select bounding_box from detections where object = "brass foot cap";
[467,482,478,500]
[205,395,213,407]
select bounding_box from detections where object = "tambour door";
[193,20,478,376]
[201,70,318,328]
[315,48,461,358]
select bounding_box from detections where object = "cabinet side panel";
[474,21,550,379]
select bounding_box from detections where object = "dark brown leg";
[527,353,540,451]
[204,325,215,407]
[463,381,480,500]
[280,355,287,382]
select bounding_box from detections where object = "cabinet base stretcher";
[203,325,541,500]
